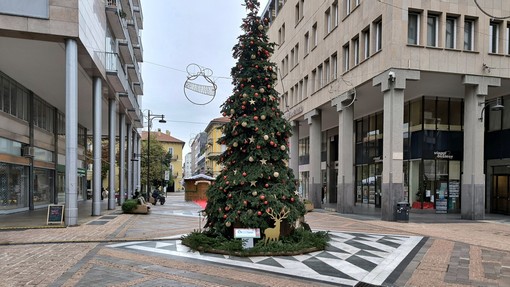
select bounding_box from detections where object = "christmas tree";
[203,0,306,239]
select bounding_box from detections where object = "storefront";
[355,96,464,213]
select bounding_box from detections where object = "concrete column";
[64,38,79,226]
[119,113,126,205]
[127,123,133,199]
[289,121,299,180]
[304,109,322,207]
[373,69,420,221]
[135,134,141,191]
[92,77,102,216]
[331,91,355,213]
[108,99,117,210]
[461,75,501,220]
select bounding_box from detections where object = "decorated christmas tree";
[203,0,306,239]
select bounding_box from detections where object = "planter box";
[304,202,314,212]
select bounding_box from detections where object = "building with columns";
[262,0,510,220]
[0,1,144,225]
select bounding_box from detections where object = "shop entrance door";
[492,175,509,215]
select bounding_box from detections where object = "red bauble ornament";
[242,105,246,109]
[264,183,269,188]
[282,195,287,200]
[264,200,268,205]
[254,93,259,97]
[290,197,295,202]
[222,112,226,116]
[254,116,258,121]
[223,214,227,219]
[228,193,232,198]
[243,172,247,177]
[257,145,261,149]
[260,195,265,200]
[270,141,274,146]
[243,200,248,206]
[257,211,262,216]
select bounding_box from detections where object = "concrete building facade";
[0,0,144,224]
[262,0,510,220]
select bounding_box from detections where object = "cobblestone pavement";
[0,192,509,286]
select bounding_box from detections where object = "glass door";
[492,175,509,215]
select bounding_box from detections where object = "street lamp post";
[146,110,166,201]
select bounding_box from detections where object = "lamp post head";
[491,98,504,111]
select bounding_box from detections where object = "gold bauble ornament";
[258,25,264,31]
[233,142,238,147]
[273,172,280,177]
[242,122,247,127]
[249,156,254,162]
[280,145,286,151]
[252,191,258,196]
[243,93,248,98]
[261,115,266,120]
[225,221,231,227]
[259,88,265,93]
[263,135,269,140]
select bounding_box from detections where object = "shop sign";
[434,151,453,159]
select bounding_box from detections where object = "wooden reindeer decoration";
[264,207,290,245]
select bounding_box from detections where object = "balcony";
[126,19,140,46]
[105,52,128,93]
[128,109,143,128]
[119,92,139,125]
[120,0,133,21]
[133,2,143,29]
[133,80,143,96]
[105,0,126,40]
[118,39,134,65]
[127,60,141,85]
[133,38,143,62]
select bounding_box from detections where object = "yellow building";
[205,117,229,177]
[141,130,185,191]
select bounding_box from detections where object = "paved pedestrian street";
[109,232,424,286]
[1,193,510,286]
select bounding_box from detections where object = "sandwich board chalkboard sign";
[47,204,64,225]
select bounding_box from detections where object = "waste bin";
[396,201,410,222]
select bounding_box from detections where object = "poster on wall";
[449,180,460,198]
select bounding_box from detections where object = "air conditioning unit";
[22,146,34,157]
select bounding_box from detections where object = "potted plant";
[303,199,314,212]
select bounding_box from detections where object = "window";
[325,8,332,34]
[464,19,474,51]
[290,48,295,68]
[490,21,499,53]
[324,59,330,85]
[311,69,317,92]
[278,23,286,45]
[290,87,294,107]
[375,19,382,51]
[343,44,350,71]
[353,37,360,65]
[363,28,370,59]
[408,12,420,45]
[312,22,318,47]
[427,14,439,47]
[332,1,339,28]
[303,76,308,99]
[445,17,456,49]
[345,0,351,16]
[507,25,510,54]
[284,55,289,75]
[355,0,360,6]
[295,2,300,25]
[294,43,299,65]
[331,53,338,80]
[304,32,310,55]
[317,64,323,89]
[299,80,303,102]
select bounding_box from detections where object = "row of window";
[0,71,87,145]
[407,10,476,51]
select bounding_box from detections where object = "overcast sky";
[140,0,269,155]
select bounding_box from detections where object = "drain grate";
[354,282,381,287]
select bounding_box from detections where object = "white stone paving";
[108,231,423,286]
